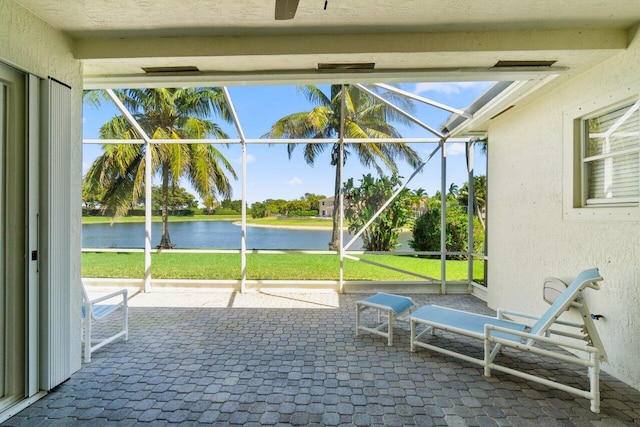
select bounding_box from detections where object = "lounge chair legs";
[589,352,600,413]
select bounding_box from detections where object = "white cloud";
[446,143,466,156]
[423,142,466,157]
[287,177,303,186]
[413,81,493,96]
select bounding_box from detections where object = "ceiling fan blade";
[275,0,299,20]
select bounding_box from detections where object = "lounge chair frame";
[410,268,606,413]
[81,285,129,362]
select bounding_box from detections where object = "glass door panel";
[0,63,26,413]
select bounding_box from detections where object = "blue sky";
[82,81,490,204]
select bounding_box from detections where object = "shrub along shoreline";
[81,214,243,224]
[81,215,338,227]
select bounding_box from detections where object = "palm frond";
[83,89,110,109]
[99,115,141,140]
[187,144,238,199]
[262,111,320,140]
[302,142,327,166]
[298,85,331,107]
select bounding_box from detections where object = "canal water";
[82,221,413,251]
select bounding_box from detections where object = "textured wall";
[487,27,640,390]
[1,0,83,373]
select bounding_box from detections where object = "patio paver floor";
[3,291,640,426]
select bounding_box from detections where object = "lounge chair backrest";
[529,268,602,338]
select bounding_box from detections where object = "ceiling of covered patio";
[15,0,640,100]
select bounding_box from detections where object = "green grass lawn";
[82,252,484,281]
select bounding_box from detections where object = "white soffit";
[77,28,625,86]
[15,0,640,38]
[13,0,637,86]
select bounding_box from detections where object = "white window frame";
[563,86,640,222]
[581,99,639,206]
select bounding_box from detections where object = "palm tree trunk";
[328,166,342,251]
[475,198,486,231]
[159,164,174,249]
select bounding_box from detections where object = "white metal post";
[467,140,474,289]
[241,142,247,293]
[483,142,489,287]
[222,87,247,293]
[440,140,447,294]
[144,143,152,292]
[339,85,346,294]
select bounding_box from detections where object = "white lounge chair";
[410,268,607,413]
[81,284,129,362]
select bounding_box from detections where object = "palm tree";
[264,85,421,250]
[448,182,459,199]
[411,187,428,216]
[457,175,487,230]
[84,88,237,249]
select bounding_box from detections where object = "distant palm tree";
[448,182,459,198]
[84,88,237,248]
[264,85,421,250]
[411,187,428,216]
[457,175,487,230]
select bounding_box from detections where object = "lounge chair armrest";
[485,324,597,354]
[497,308,539,321]
[498,308,584,330]
[88,288,128,305]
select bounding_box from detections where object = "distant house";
[318,196,352,217]
[318,196,335,217]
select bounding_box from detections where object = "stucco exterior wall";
[487,28,640,390]
[1,0,83,373]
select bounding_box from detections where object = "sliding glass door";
[0,66,5,404]
[0,63,26,413]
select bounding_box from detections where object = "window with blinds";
[583,99,640,206]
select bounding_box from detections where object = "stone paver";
[3,291,640,426]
